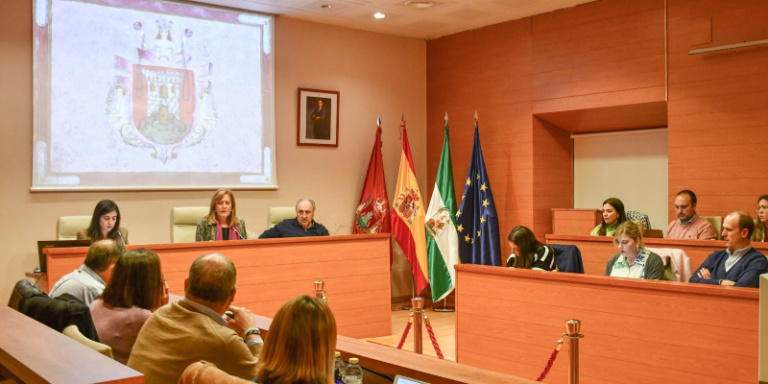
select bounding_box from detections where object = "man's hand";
[226,305,257,337]
[161,279,170,306]
[720,280,735,286]
[697,268,711,279]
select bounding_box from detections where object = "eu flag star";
[476,173,480,180]
[456,209,461,218]
[480,217,486,224]
[457,224,464,232]
[482,199,489,207]
[464,234,471,243]
[466,178,471,186]
[477,230,481,237]
[480,183,487,192]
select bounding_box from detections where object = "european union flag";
[456,123,501,266]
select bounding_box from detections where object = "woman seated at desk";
[196,189,247,241]
[506,226,556,271]
[90,248,168,364]
[604,221,665,280]
[590,197,626,237]
[752,195,768,242]
[78,200,128,246]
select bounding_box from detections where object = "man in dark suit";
[310,99,329,140]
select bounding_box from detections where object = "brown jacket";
[128,300,260,384]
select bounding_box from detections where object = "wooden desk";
[455,264,759,383]
[551,209,602,236]
[46,234,391,338]
[252,316,535,384]
[0,305,144,383]
[546,233,768,276]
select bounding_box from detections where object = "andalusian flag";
[425,114,459,302]
[392,120,430,295]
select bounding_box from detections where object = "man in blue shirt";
[690,211,768,287]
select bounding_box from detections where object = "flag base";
[433,306,455,312]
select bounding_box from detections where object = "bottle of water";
[334,351,346,384]
[343,357,363,384]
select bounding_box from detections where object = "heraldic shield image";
[107,19,217,163]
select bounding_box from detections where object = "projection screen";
[32,0,276,190]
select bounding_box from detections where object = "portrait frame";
[297,88,340,147]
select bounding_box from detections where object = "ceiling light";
[373,12,386,19]
[321,4,332,9]
[405,1,434,9]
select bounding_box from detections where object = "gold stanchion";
[411,297,424,354]
[314,280,326,302]
[563,319,584,384]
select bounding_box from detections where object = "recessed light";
[373,12,386,19]
[321,4,333,9]
[405,1,434,9]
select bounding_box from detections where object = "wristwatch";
[243,328,261,342]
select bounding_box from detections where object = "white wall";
[0,2,426,302]
[573,129,669,230]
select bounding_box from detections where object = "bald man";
[128,253,262,383]
[259,199,330,238]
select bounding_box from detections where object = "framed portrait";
[297,88,339,147]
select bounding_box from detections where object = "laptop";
[393,375,430,384]
[36,240,91,273]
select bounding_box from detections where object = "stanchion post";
[411,297,423,354]
[564,319,583,384]
[314,280,326,302]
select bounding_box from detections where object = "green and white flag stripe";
[426,120,460,302]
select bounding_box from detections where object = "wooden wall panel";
[455,265,759,383]
[666,0,768,222]
[427,19,534,255]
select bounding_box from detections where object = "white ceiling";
[191,0,598,40]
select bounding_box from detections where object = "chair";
[171,207,209,243]
[8,279,42,311]
[646,247,692,282]
[643,229,664,238]
[56,216,91,240]
[268,207,295,229]
[625,211,651,229]
[62,325,113,359]
[702,216,723,240]
[550,244,584,273]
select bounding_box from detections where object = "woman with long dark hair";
[78,200,128,246]
[590,197,626,237]
[506,226,556,271]
[752,195,768,242]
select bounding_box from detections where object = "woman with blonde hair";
[196,189,248,241]
[89,248,168,364]
[257,295,337,384]
[604,221,664,280]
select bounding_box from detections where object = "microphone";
[232,225,245,240]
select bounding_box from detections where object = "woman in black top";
[506,226,556,271]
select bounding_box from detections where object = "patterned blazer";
[195,217,247,242]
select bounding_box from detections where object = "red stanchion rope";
[396,313,414,350]
[536,339,563,382]
[423,315,444,360]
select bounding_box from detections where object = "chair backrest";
[268,207,295,229]
[62,325,113,359]
[645,247,692,282]
[626,211,651,229]
[57,216,91,240]
[643,229,664,238]
[171,207,210,243]
[702,216,723,240]
[550,244,585,273]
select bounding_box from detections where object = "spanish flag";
[392,121,429,295]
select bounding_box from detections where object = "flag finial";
[473,110,478,122]
[444,111,448,124]
[377,115,381,126]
